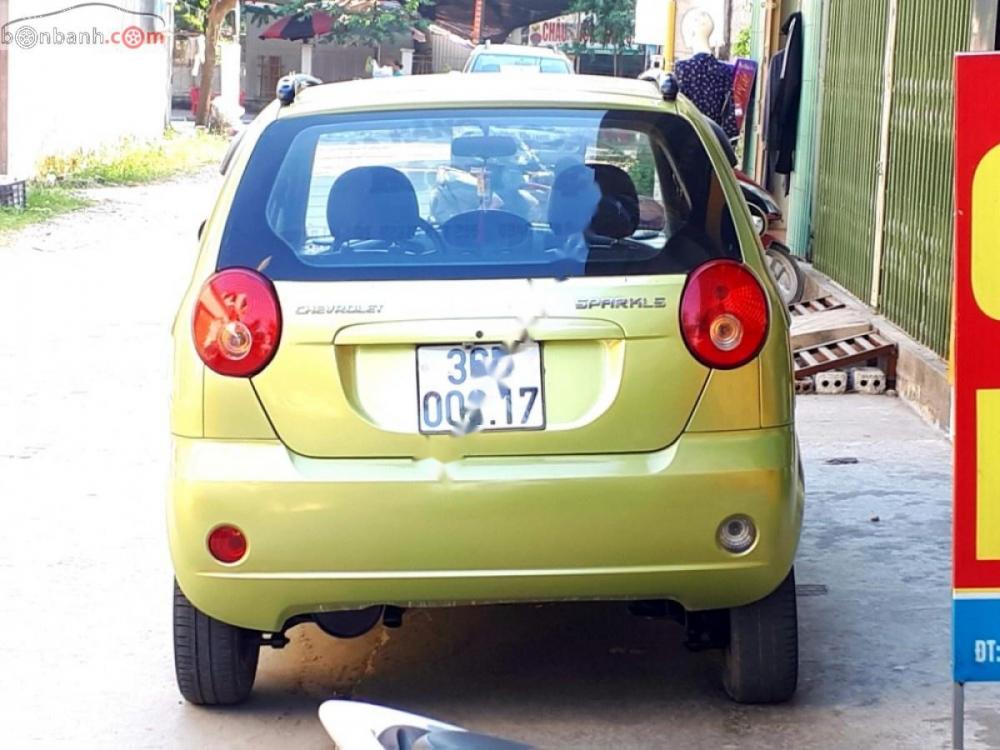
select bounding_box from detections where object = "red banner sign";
[731,58,757,131]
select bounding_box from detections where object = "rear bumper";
[169,427,803,632]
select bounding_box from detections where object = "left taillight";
[192,268,281,377]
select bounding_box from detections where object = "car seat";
[327,166,421,248]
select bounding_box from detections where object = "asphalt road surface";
[2,172,997,749]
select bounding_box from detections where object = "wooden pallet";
[789,295,847,316]
[794,331,898,386]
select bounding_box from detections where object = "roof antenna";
[638,70,679,102]
[276,73,323,106]
[659,72,679,102]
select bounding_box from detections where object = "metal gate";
[812,0,888,304]
[813,0,972,356]
[879,0,971,356]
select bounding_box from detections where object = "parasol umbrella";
[258,11,334,41]
[254,2,428,77]
[257,10,337,76]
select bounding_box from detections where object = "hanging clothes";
[766,12,804,180]
[675,52,739,138]
[762,48,786,182]
[192,34,206,78]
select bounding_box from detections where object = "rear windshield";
[219,108,740,282]
[471,54,572,74]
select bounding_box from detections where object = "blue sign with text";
[954,598,1000,682]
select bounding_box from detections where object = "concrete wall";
[3,0,171,177]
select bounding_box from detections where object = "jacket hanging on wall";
[762,48,785,179]
[766,12,804,188]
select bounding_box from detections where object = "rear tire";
[723,568,798,704]
[173,581,260,705]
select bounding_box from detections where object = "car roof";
[470,43,567,58]
[283,73,675,118]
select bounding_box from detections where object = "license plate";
[416,342,545,434]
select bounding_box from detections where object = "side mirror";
[198,220,206,240]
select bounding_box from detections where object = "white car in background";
[463,43,574,74]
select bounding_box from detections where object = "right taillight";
[192,268,281,377]
[680,259,769,370]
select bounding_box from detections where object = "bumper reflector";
[717,515,756,554]
[208,525,247,563]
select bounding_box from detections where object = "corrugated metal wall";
[879,1,971,356]
[812,0,888,303]
[431,31,473,73]
[813,1,971,356]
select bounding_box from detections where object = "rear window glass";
[219,108,740,282]
[471,54,572,74]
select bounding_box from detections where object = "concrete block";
[851,367,887,395]
[815,370,847,394]
[795,377,815,395]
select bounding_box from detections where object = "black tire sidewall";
[723,568,799,704]
[173,581,261,706]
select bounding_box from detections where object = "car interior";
[230,110,742,280]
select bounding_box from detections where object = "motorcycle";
[706,118,805,305]
[735,170,805,305]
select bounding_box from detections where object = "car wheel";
[722,567,798,704]
[173,580,260,705]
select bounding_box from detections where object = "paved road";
[1,174,998,749]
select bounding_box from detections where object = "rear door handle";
[334,317,625,345]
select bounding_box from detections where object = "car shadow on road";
[240,602,735,731]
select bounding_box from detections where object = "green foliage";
[628,148,655,196]
[249,0,431,47]
[565,0,636,54]
[174,0,212,34]
[0,186,90,236]
[733,26,751,58]
[596,146,655,196]
[38,131,229,187]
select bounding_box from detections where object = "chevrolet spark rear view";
[169,74,803,707]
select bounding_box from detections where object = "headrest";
[547,164,602,237]
[327,166,419,243]
[547,163,640,240]
[589,163,640,239]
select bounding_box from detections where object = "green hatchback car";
[169,73,804,706]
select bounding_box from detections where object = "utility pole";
[664,0,677,70]
[471,0,484,43]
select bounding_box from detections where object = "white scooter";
[319,700,533,750]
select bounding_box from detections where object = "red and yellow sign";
[954,53,1000,682]
[528,15,578,47]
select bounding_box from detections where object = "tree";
[194,0,236,127]
[732,26,751,58]
[566,0,636,77]
[174,0,212,33]
[252,1,430,48]
[190,1,428,126]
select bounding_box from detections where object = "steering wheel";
[330,219,446,257]
[412,218,446,255]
